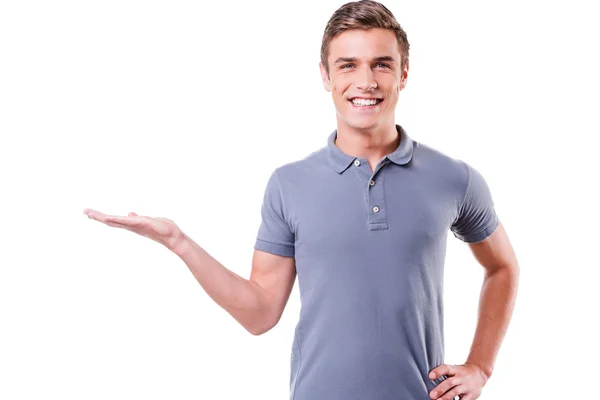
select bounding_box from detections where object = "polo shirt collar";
[326,124,414,173]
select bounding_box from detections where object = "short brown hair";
[320,0,410,77]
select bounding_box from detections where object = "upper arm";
[451,161,499,244]
[250,249,296,332]
[449,162,518,274]
[251,168,297,332]
[468,220,519,275]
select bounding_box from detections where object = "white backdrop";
[1,0,598,399]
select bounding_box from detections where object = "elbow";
[247,321,275,336]
[248,327,268,336]
[487,260,520,279]
[507,261,520,281]
[245,287,283,336]
[246,313,277,336]
[487,261,520,294]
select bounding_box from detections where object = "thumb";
[128,212,138,217]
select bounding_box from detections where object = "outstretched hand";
[83,208,184,252]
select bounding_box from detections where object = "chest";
[289,166,457,259]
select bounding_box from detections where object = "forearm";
[466,264,519,378]
[170,232,269,335]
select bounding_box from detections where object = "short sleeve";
[254,169,295,257]
[451,162,499,243]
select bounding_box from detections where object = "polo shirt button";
[369,179,375,186]
[372,206,380,213]
[354,160,361,166]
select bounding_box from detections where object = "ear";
[319,61,332,92]
[399,60,409,91]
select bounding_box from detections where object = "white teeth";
[351,98,379,106]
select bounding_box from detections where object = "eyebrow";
[333,56,396,64]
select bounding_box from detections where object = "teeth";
[351,98,379,106]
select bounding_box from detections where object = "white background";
[1,0,598,399]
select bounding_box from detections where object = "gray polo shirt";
[254,124,498,400]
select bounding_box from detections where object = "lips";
[348,97,382,101]
[348,98,383,106]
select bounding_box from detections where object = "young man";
[84,1,519,399]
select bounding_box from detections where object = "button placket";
[367,164,388,230]
[352,156,389,230]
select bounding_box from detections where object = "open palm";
[83,208,183,251]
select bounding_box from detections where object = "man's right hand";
[83,208,296,335]
[83,208,185,252]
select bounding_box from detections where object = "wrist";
[465,359,493,380]
[169,230,191,257]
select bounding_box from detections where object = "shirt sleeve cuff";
[453,216,499,243]
[254,238,295,257]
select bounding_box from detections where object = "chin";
[345,118,381,130]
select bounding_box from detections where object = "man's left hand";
[428,362,489,400]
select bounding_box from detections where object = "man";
[83,1,519,399]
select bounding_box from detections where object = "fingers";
[84,209,142,228]
[86,213,128,229]
[437,386,463,400]
[83,208,108,221]
[429,364,455,380]
[103,215,142,226]
[430,376,461,399]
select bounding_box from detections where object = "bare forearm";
[466,264,519,378]
[171,232,268,335]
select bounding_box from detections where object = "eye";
[340,63,390,69]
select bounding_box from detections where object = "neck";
[334,120,400,162]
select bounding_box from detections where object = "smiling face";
[320,28,408,132]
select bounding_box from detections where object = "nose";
[355,67,377,92]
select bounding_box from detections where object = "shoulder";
[411,139,470,187]
[270,146,329,187]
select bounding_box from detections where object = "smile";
[348,98,383,109]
